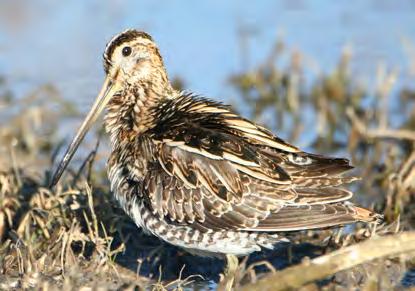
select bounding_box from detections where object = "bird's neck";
[104,80,175,149]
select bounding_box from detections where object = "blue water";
[0,0,414,110]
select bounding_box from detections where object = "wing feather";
[250,203,378,231]
[135,94,378,232]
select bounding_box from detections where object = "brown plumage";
[51,29,381,262]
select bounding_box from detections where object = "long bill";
[49,73,120,187]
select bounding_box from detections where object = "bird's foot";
[218,254,239,291]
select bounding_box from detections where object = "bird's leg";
[220,254,239,291]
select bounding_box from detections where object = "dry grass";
[229,38,415,290]
[0,38,414,290]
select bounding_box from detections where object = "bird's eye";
[122,46,132,57]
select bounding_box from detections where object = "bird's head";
[50,29,169,187]
[103,30,168,86]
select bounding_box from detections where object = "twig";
[70,138,100,187]
[346,107,415,141]
[385,150,415,220]
[399,150,415,191]
[241,232,415,291]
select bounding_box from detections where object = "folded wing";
[139,94,378,232]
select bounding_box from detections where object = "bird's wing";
[141,94,375,231]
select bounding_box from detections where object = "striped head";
[103,29,169,86]
[50,29,171,186]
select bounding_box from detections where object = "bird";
[50,29,381,289]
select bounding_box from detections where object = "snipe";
[51,29,381,289]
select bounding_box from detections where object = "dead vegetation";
[0,38,414,290]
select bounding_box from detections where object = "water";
[0,0,414,109]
